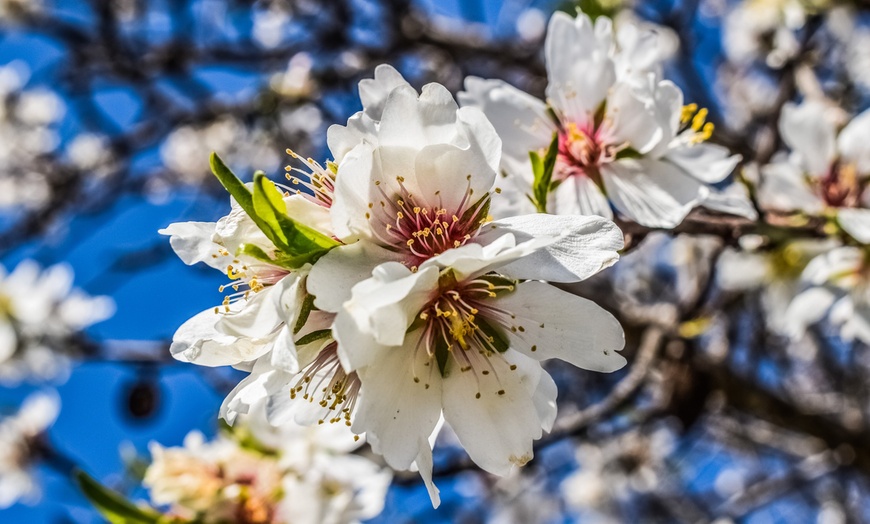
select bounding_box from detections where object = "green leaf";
[75,470,166,524]
[530,133,559,213]
[293,293,317,334]
[210,153,254,216]
[295,328,333,346]
[614,147,641,160]
[475,317,510,353]
[252,173,339,257]
[236,243,309,271]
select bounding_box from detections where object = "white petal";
[0,321,16,363]
[838,208,870,244]
[352,334,443,470]
[378,83,462,149]
[423,233,554,282]
[533,369,558,433]
[545,12,615,122]
[331,141,378,241]
[307,240,402,313]
[702,181,759,220]
[553,174,614,219]
[666,142,741,183]
[170,308,267,366]
[838,108,870,174]
[217,283,285,339]
[477,214,623,283]
[283,194,333,236]
[413,140,497,214]
[359,64,412,122]
[413,444,441,508]
[603,158,705,228]
[784,286,837,339]
[333,308,391,371]
[158,222,222,269]
[802,246,863,285]
[458,76,556,178]
[326,115,377,163]
[493,281,626,372]
[605,79,666,154]
[442,350,543,476]
[779,101,836,176]
[219,359,274,424]
[343,263,438,347]
[757,161,824,213]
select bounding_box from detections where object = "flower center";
[557,122,619,179]
[288,341,361,433]
[215,257,290,313]
[284,148,336,208]
[819,161,863,208]
[412,273,520,397]
[368,176,490,269]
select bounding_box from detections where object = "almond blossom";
[757,100,870,243]
[786,246,870,345]
[0,391,59,508]
[326,228,626,506]
[144,401,390,524]
[459,11,745,228]
[0,261,114,384]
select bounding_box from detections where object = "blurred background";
[2,0,870,522]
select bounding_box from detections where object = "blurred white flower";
[757,101,870,243]
[717,237,836,334]
[160,116,283,185]
[723,0,810,68]
[460,11,745,228]
[0,64,65,210]
[786,246,870,345]
[66,133,113,176]
[144,403,390,524]
[0,261,114,384]
[270,53,315,99]
[562,425,676,514]
[0,391,60,508]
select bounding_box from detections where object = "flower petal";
[838,208,870,244]
[779,101,836,176]
[442,350,543,476]
[602,158,705,228]
[477,214,623,283]
[458,76,556,179]
[351,332,443,471]
[553,174,614,219]
[838,107,870,174]
[493,281,626,372]
[170,308,268,366]
[158,222,222,269]
[758,160,824,213]
[666,142,740,184]
[307,240,403,313]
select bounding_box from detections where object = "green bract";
[209,152,339,269]
[529,133,559,214]
[75,470,172,524]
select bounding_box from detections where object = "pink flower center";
[555,122,619,186]
[820,161,864,208]
[368,177,490,269]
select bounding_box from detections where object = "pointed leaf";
[75,470,166,524]
[530,133,559,213]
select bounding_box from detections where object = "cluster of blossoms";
[0,261,114,384]
[142,401,390,524]
[0,391,59,509]
[161,7,761,514]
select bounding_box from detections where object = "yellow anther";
[681,103,698,123]
[691,107,708,132]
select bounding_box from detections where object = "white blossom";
[757,101,870,243]
[0,391,59,508]
[144,402,390,524]
[325,229,626,506]
[0,261,114,384]
[786,246,870,345]
[460,11,744,228]
[723,0,811,68]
